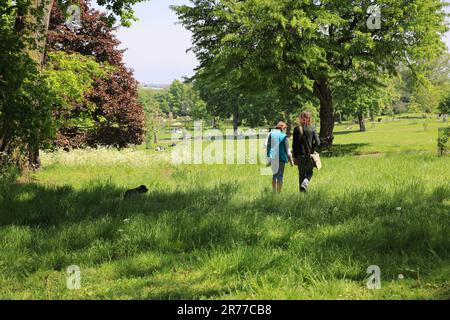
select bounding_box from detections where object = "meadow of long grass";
[0,120,449,299]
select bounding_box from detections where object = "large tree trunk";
[27,140,41,170]
[314,77,335,148]
[357,114,366,132]
[16,0,54,170]
[18,0,54,66]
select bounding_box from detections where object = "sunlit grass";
[0,118,449,300]
[332,117,447,154]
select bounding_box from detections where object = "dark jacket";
[292,125,321,158]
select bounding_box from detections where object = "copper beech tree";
[47,0,145,148]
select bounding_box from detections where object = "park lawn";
[154,115,447,155]
[332,117,447,155]
[0,120,449,300]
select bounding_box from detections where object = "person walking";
[265,121,294,193]
[292,112,321,193]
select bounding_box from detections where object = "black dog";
[123,185,149,200]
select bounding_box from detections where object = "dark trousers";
[297,156,314,192]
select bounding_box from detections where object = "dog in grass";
[123,185,149,200]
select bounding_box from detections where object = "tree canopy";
[173,0,448,147]
[1,0,148,169]
[48,0,145,148]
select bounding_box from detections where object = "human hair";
[299,111,313,127]
[276,121,288,130]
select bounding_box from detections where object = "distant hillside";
[140,83,170,90]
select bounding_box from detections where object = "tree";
[47,0,145,148]
[44,51,111,129]
[1,0,55,168]
[337,86,374,132]
[1,2,55,169]
[139,92,166,146]
[411,53,450,113]
[166,80,187,117]
[0,33,105,170]
[1,0,149,168]
[335,70,398,131]
[11,0,150,66]
[193,72,242,134]
[173,0,448,147]
[194,70,297,133]
[186,85,209,122]
[439,93,450,116]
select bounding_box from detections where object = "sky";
[99,0,450,85]
[111,0,197,85]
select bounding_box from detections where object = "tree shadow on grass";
[334,130,363,135]
[112,274,229,300]
[0,181,238,228]
[320,143,371,157]
[123,182,449,299]
[0,178,449,299]
[243,182,450,272]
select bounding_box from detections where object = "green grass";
[332,117,447,155]
[154,115,447,155]
[0,119,449,300]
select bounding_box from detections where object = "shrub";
[437,127,450,156]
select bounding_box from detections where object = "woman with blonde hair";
[292,112,321,193]
[265,121,294,193]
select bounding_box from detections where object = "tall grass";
[0,143,449,299]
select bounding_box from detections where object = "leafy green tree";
[174,0,448,147]
[159,80,208,120]
[439,93,450,116]
[336,71,400,131]
[1,3,52,169]
[1,0,149,168]
[44,51,112,132]
[411,53,450,113]
[48,1,145,149]
[337,86,374,132]
[139,93,166,146]
[385,53,450,114]
[167,80,187,116]
[0,49,104,169]
[189,88,209,121]
[193,72,242,134]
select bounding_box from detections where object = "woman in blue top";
[265,121,294,193]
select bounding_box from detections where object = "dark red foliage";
[47,0,145,148]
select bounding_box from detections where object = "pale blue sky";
[99,0,450,84]
[112,0,197,84]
